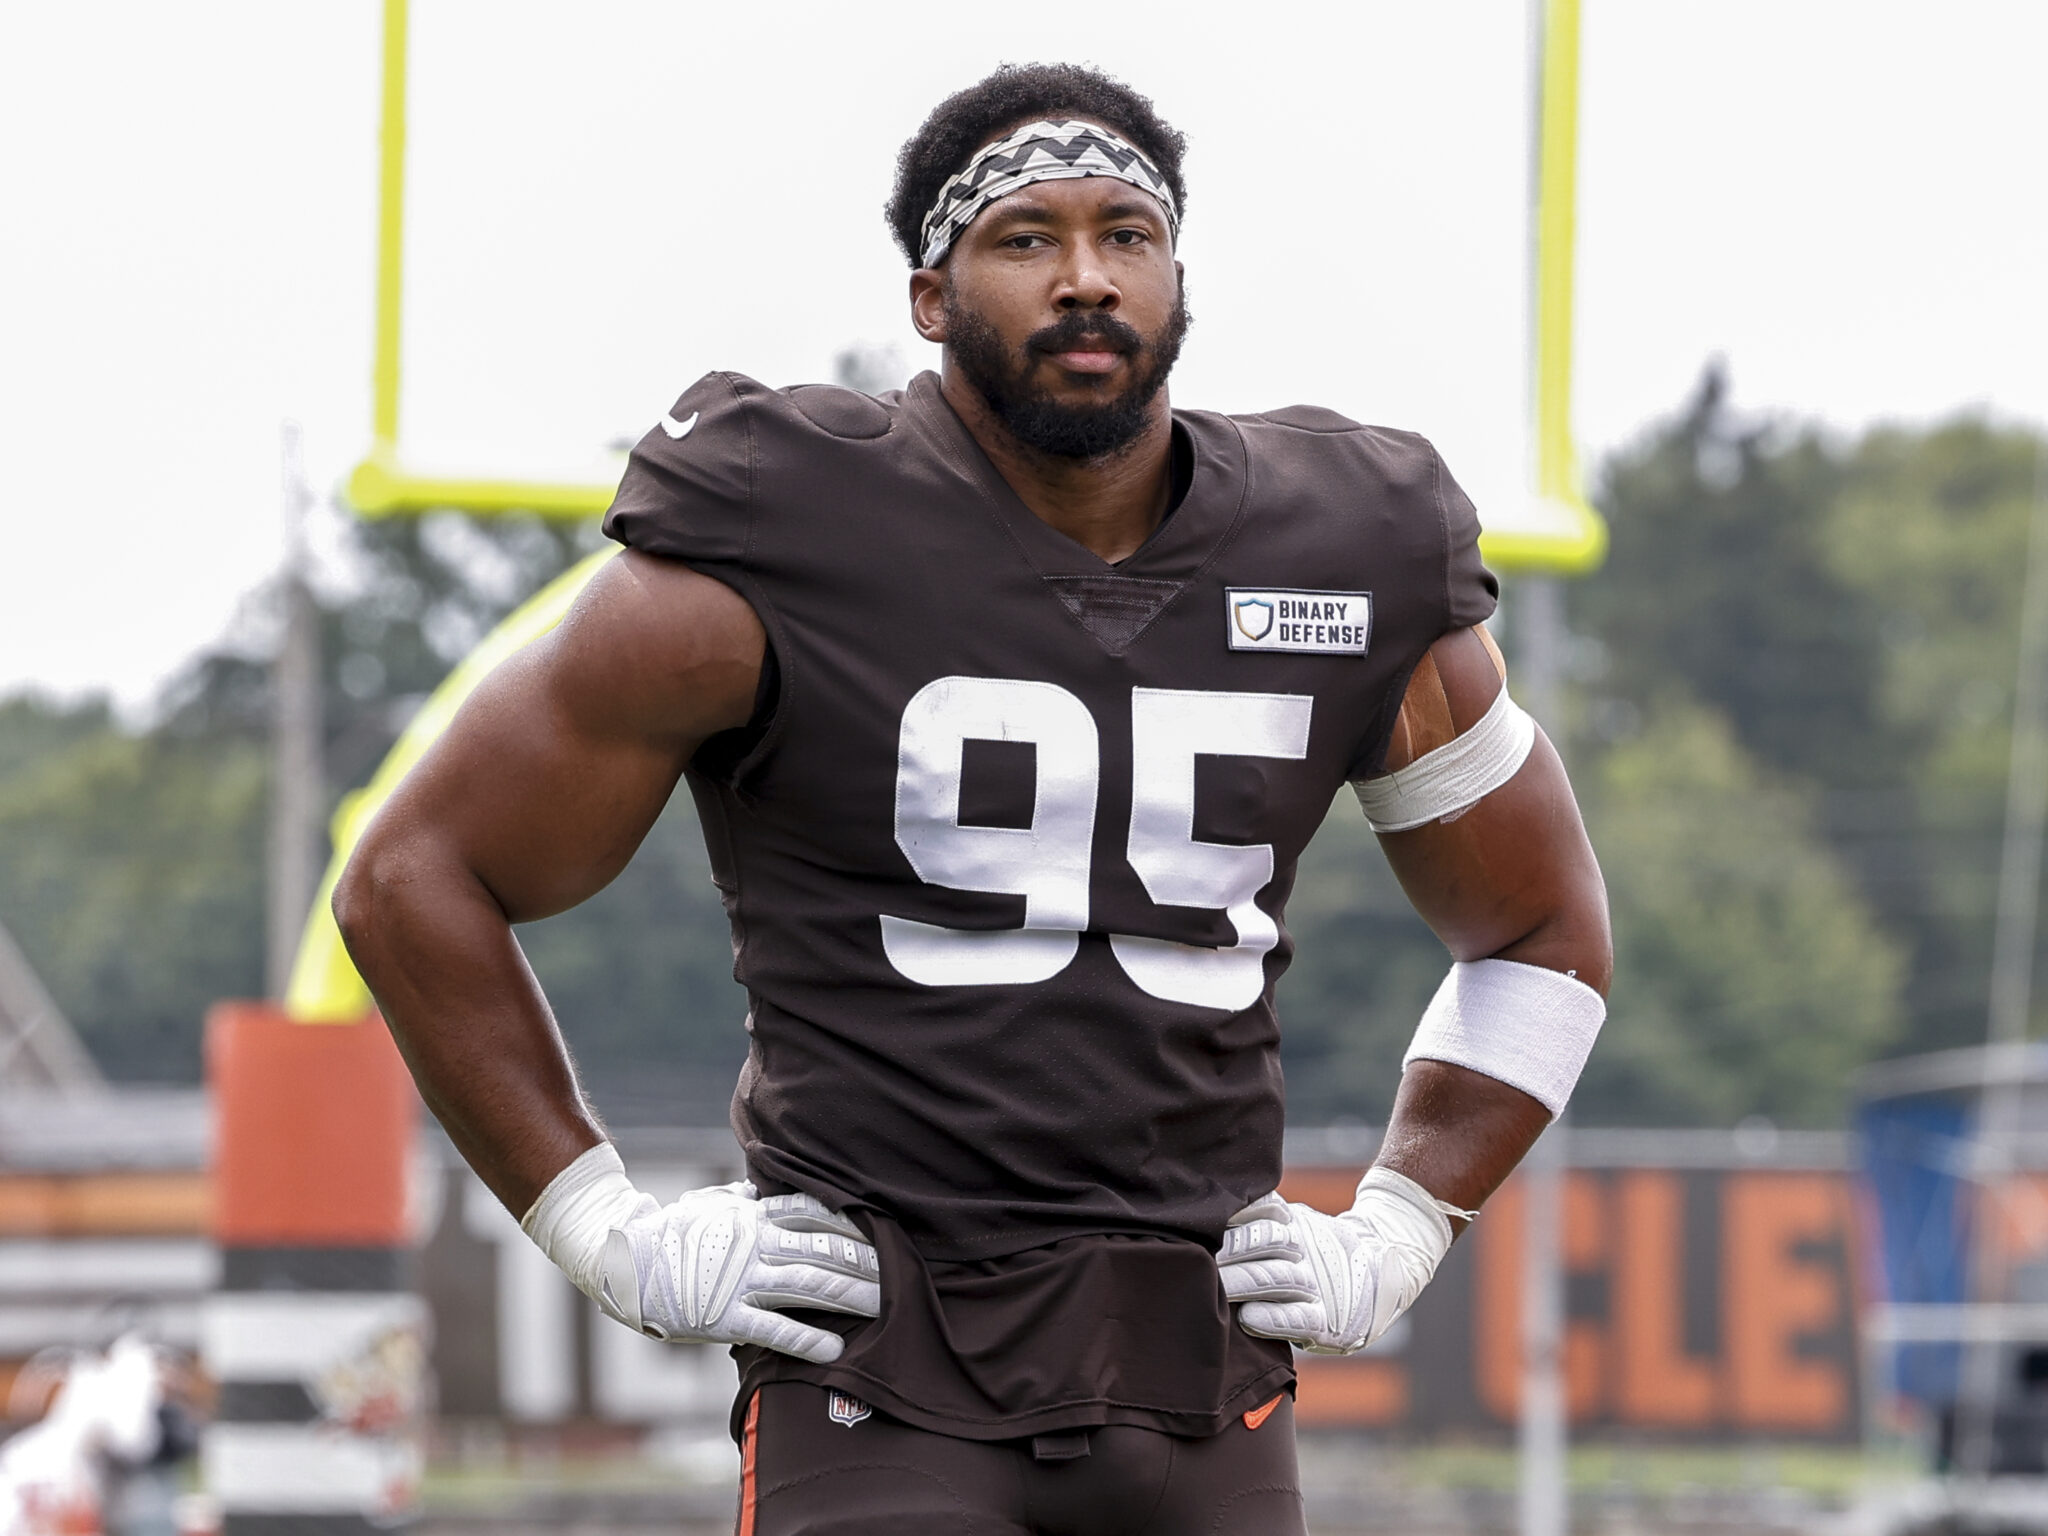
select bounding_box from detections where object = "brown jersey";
[602,370,1497,1441]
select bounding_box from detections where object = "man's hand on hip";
[599,1183,880,1364]
[522,1142,880,1365]
[1216,1167,1455,1356]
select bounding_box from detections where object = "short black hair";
[885,64,1189,268]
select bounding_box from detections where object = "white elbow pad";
[1403,958,1605,1116]
[1353,688,1536,833]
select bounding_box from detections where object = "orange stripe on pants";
[737,1390,761,1536]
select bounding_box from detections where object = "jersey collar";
[903,371,1250,584]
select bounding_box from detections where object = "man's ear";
[909,269,948,344]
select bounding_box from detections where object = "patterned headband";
[919,118,1179,269]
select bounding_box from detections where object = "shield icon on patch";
[1233,598,1275,642]
[827,1391,871,1428]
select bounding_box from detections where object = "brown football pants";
[735,1381,1308,1535]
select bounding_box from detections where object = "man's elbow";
[1503,869,1612,999]
[1577,930,1615,1001]
[331,824,407,961]
[1558,873,1614,999]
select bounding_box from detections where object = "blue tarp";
[1858,1092,1974,1404]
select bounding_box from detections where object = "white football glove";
[598,1183,880,1364]
[521,1143,880,1365]
[1216,1166,1460,1356]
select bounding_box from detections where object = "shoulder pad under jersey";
[603,374,908,566]
[1233,404,1497,636]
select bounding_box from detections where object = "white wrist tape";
[520,1142,658,1302]
[1403,958,1605,1116]
[1353,687,1536,833]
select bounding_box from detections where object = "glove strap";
[1354,1165,1469,1250]
[1373,1165,1482,1224]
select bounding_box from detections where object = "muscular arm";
[331,552,764,1216]
[1367,625,1612,1229]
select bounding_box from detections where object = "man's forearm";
[334,844,603,1216]
[1374,915,1608,1231]
[1371,1060,1551,1235]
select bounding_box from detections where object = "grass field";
[414,1434,1925,1535]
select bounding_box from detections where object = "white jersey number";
[881,677,1099,987]
[880,677,1313,1012]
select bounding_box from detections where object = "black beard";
[944,288,1191,461]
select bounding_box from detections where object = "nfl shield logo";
[1233,598,1275,642]
[827,1390,871,1428]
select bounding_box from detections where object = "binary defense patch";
[1226,589,1372,654]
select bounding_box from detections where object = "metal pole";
[1517,579,1566,741]
[1519,1119,1568,1536]
[1517,0,1576,1523]
[1957,441,2048,1477]
[267,422,323,1001]
[1518,575,1570,1536]
[1985,442,2048,1053]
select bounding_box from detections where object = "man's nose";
[1053,250,1119,311]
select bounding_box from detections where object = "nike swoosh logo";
[660,410,699,440]
[1243,1395,1283,1431]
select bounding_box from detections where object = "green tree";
[0,510,606,1083]
[1579,372,2045,1062]
[1577,698,1905,1124]
[0,711,265,1080]
[1821,420,2045,1052]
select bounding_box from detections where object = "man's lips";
[1042,347,1126,375]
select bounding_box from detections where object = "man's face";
[914,172,1189,460]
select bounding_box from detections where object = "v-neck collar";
[902,371,1249,584]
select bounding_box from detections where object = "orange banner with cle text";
[1281,1166,1862,1438]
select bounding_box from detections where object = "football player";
[336,63,1610,1535]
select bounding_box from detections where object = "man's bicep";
[369,552,765,924]
[1378,626,1505,773]
[1376,734,1608,984]
[1366,626,1610,990]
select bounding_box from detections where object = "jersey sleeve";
[601,371,756,568]
[1435,449,1498,634]
[1345,437,1500,780]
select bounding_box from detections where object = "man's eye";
[1004,232,1052,249]
[1107,229,1149,246]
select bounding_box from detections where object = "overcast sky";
[4,2,2044,706]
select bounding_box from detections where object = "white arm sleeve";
[1403,957,1606,1116]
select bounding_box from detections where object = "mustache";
[1025,311,1146,358]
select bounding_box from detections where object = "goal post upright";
[371,0,407,453]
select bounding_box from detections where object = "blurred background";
[3,2,2047,1533]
